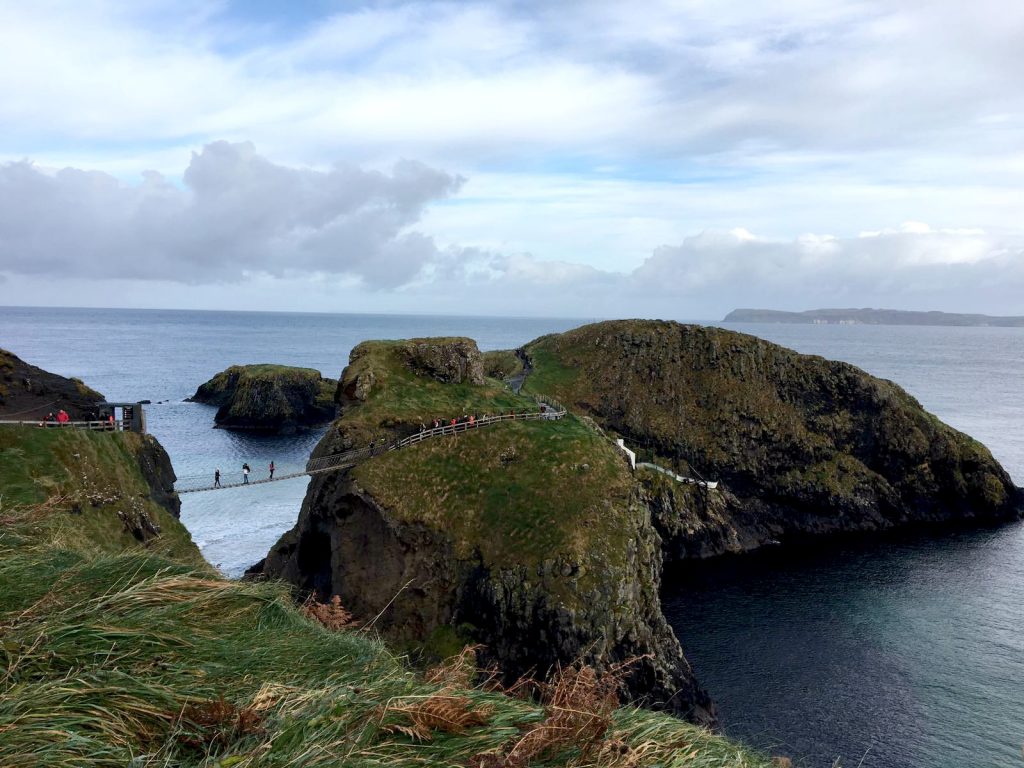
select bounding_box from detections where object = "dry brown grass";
[469,662,630,767]
[175,694,263,752]
[302,593,358,631]
[380,693,493,741]
[425,644,482,689]
[379,645,495,742]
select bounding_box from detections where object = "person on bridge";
[214,468,221,488]
[269,461,275,480]
[242,463,250,484]
[57,409,69,425]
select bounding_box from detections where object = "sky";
[1,0,1022,319]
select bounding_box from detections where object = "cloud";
[626,226,1024,316]
[0,142,463,288]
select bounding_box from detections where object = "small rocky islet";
[189,363,337,432]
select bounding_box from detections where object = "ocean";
[1,306,1021,768]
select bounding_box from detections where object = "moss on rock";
[191,363,336,433]
[522,319,1024,556]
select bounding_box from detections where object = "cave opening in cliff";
[297,528,333,597]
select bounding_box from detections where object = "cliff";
[0,347,105,420]
[724,307,1024,327]
[190,363,336,432]
[0,369,771,767]
[521,319,1024,560]
[259,336,716,725]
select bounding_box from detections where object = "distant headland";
[723,308,1024,327]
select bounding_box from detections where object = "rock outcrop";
[0,348,105,420]
[400,338,485,385]
[190,364,336,433]
[259,338,716,725]
[522,319,1024,559]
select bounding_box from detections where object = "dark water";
[2,307,1022,767]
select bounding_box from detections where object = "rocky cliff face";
[191,364,336,433]
[259,338,716,725]
[523,319,1024,559]
[0,348,105,420]
[134,434,182,519]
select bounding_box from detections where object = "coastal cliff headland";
[190,363,336,432]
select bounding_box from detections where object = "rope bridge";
[175,405,567,494]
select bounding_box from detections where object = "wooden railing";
[0,420,128,432]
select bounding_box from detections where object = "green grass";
[0,425,775,767]
[520,341,581,397]
[481,349,524,380]
[354,417,634,600]
[337,341,539,444]
[0,426,202,565]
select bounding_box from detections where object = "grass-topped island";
[190,364,337,433]
[256,336,717,724]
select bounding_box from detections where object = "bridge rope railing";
[174,404,566,494]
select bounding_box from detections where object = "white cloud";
[1,1,1023,317]
[0,142,463,288]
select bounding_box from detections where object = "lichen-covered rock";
[523,319,1024,557]
[190,364,336,433]
[0,348,105,420]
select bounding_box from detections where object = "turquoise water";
[2,307,1022,767]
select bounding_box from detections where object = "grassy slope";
[342,340,636,599]
[0,425,771,767]
[481,349,524,380]
[355,417,632,601]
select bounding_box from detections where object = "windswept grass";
[0,423,774,767]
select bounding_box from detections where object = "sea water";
[1,306,1022,767]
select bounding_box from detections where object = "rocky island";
[257,336,715,723]
[190,363,336,432]
[521,320,1023,560]
[256,320,1023,735]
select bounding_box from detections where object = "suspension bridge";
[173,406,567,493]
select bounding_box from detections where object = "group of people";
[42,409,71,426]
[213,460,275,488]
[40,409,122,430]
[419,409,542,433]
[422,413,486,431]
